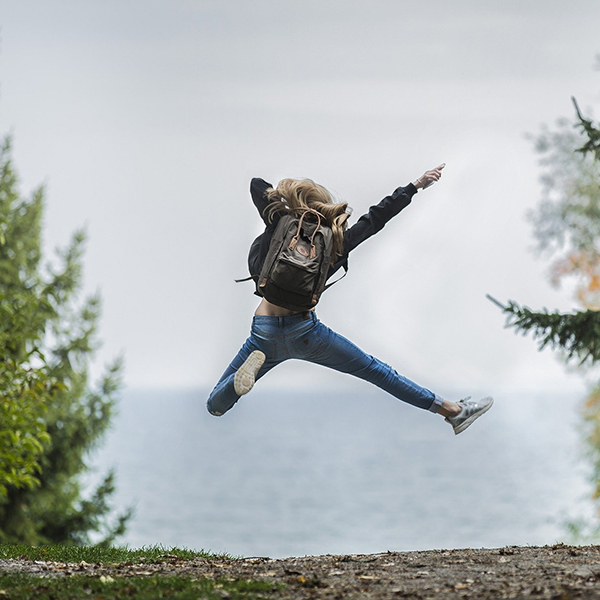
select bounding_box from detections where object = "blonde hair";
[265,178,350,259]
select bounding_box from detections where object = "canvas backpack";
[238,209,345,311]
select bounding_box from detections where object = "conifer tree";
[490,66,600,536]
[489,94,600,357]
[0,135,130,544]
[0,293,55,498]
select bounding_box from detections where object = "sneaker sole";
[454,396,494,435]
[234,350,266,396]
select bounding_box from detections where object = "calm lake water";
[86,387,592,558]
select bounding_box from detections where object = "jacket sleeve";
[343,183,418,255]
[250,177,275,226]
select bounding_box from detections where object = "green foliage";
[0,544,232,563]
[0,136,56,499]
[582,384,600,496]
[488,296,600,365]
[561,382,600,542]
[525,96,600,308]
[0,135,128,544]
[573,96,600,162]
[528,115,598,253]
[0,351,54,497]
[491,65,600,541]
[493,75,600,346]
[0,574,279,600]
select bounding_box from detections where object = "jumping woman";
[207,165,493,434]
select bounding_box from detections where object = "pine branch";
[487,295,600,365]
[572,96,600,162]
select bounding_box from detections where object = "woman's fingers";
[428,164,445,179]
[414,164,445,190]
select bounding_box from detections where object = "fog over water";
[86,388,591,557]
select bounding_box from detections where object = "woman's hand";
[413,163,445,190]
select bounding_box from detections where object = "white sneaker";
[234,350,266,396]
[445,396,494,435]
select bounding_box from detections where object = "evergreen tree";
[0,293,55,498]
[489,91,600,352]
[0,135,130,544]
[490,68,600,536]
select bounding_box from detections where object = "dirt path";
[3,544,600,599]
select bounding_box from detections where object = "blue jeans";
[206,311,443,416]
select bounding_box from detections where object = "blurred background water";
[85,388,592,558]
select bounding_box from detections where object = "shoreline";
[3,543,600,598]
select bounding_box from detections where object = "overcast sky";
[1,1,599,399]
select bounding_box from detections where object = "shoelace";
[453,397,473,418]
[448,397,472,422]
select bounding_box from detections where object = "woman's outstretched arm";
[343,164,445,255]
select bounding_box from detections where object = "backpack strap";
[235,275,256,283]
[323,260,348,290]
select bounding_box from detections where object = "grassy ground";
[4,543,600,599]
[0,574,276,600]
[0,573,279,600]
[0,543,231,563]
[0,545,278,600]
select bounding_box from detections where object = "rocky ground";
[3,544,600,599]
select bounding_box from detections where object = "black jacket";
[246,177,417,291]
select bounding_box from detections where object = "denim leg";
[301,322,442,412]
[207,313,443,416]
[206,334,281,417]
